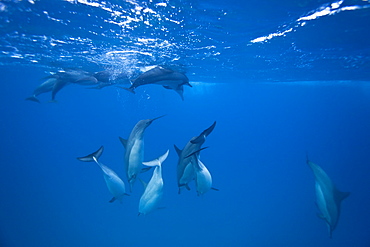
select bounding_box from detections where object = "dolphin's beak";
[148,115,166,124]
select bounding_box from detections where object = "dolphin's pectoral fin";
[139,178,148,189]
[109,197,116,203]
[185,147,209,159]
[119,137,128,149]
[163,85,173,90]
[128,174,137,184]
[211,187,219,191]
[317,213,331,228]
[25,96,41,103]
[175,89,184,101]
[316,213,326,220]
[117,86,136,94]
[140,167,153,173]
[124,193,130,196]
[178,184,191,194]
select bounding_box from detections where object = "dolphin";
[26,77,57,103]
[174,121,216,193]
[26,69,97,103]
[122,66,192,100]
[138,150,169,215]
[77,146,129,203]
[119,116,164,192]
[87,70,130,89]
[306,157,350,238]
[50,69,97,102]
[185,147,218,196]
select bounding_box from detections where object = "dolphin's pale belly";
[195,163,212,195]
[101,165,126,201]
[126,139,144,181]
[139,177,163,214]
[103,174,126,200]
[315,183,331,222]
[139,188,163,214]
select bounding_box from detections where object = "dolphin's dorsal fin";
[119,137,128,149]
[335,190,350,203]
[77,146,104,162]
[174,145,182,157]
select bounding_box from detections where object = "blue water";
[1,0,370,246]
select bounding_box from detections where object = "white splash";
[251,28,293,43]
[251,0,370,43]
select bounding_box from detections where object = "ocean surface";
[1,0,370,246]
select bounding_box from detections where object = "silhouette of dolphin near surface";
[122,66,192,100]
[26,68,97,103]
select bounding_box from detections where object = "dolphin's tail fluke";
[191,121,216,144]
[25,96,40,103]
[77,146,104,162]
[143,150,169,167]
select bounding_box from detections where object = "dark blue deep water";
[1,0,370,246]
